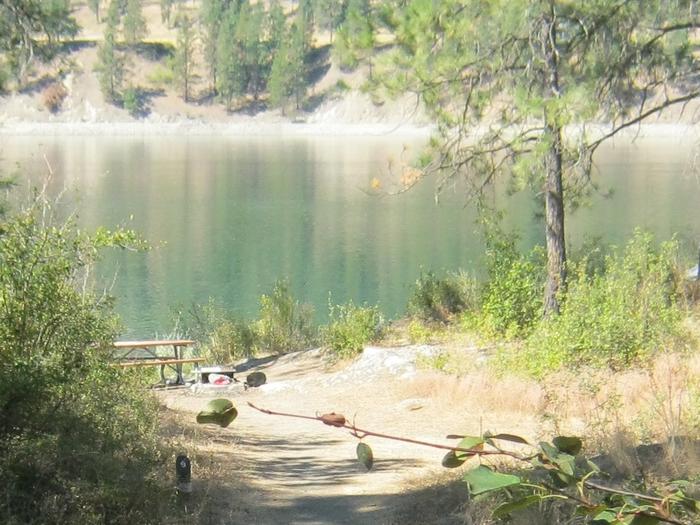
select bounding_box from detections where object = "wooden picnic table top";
[113,339,195,349]
[114,357,205,368]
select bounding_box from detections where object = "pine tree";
[268,21,306,112]
[265,0,286,55]
[314,0,345,43]
[123,0,147,45]
[333,0,373,75]
[216,7,245,108]
[173,11,196,102]
[88,0,101,22]
[160,0,175,26]
[0,0,78,85]
[95,1,125,102]
[201,0,234,94]
[380,0,700,315]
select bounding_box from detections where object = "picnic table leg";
[175,344,184,385]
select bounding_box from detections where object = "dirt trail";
[158,346,540,524]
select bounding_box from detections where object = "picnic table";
[111,339,204,385]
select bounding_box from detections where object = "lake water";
[1,132,699,337]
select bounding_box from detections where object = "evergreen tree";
[334,0,374,75]
[0,0,78,85]
[298,0,315,51]
[236,2,267,99]
[95,1,125,102]
[314,0,345,43]
[123,0,147,45]
[268,21,306,112]
[88,0,101,22]
[265,0,286,55]
[216,7,245,108]
[160,0,176,26]
[201,0,234,94]
[381,0,700,315]
[173,11,196,102]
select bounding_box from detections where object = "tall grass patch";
[323,301,384,358]
[514,231,685,376]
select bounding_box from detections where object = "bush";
[407,270,477,323]
[122,86,145,117]
[187,300,256,364]
[0,202,169,523]
[323,301,383,358]
[478,230,544,338]
[516,231,684,376]
[256,280,317,354]
[41,82,67,113]
[146,64,174,88]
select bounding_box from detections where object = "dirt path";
[158,347,541,524]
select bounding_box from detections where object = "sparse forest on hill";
[3,1,700,524]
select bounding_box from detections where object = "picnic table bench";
[111,339,204,385]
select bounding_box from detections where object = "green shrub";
[0,202,169,524]
[479,230,544,338]
[146,64,174,88]
[407,270,477,323]
[323,301,383,358]
[122,86,145,117]
[187,300,257,364]
[256,280,317,354]
[516,231,684,377]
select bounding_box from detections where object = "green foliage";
[172,11,197,102]
[0,0,78,85]
[160,0,175,25]
[323,300,383,358]
[333,0,374,72]
[314,0,346,42]
[146,64,174,87]
[196,398,238,427]
[257,280,316,354]
[187,300,256,364]
[216,8,246,106]
[123,0,147,45]
[407,270,476,323]
[519,231,684,376]
[95,5,126,103]
[0,201,168,524]
[478,231,544,338]
[121,85,145,116]
[268,21,307,111]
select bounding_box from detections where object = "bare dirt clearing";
[157,346,542,524]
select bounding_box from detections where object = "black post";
[176,455,192,494]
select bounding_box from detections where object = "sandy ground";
[157,346,542,525]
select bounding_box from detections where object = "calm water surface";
[1,133,699,337]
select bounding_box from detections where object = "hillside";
[0,1,430,132]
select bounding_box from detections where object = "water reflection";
[1,133,698,337]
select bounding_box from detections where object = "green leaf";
[463,465,521,496]
[196,398,238,428]
[553,436,582,455]
[441,450,467,468]
[591,509,618,523]
[486,433,530,445]
[356,442,373,471]
[492,495,541,517]
[455,435,484,459]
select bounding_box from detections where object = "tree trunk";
[543,123,566,316]
[542,3,566,316]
